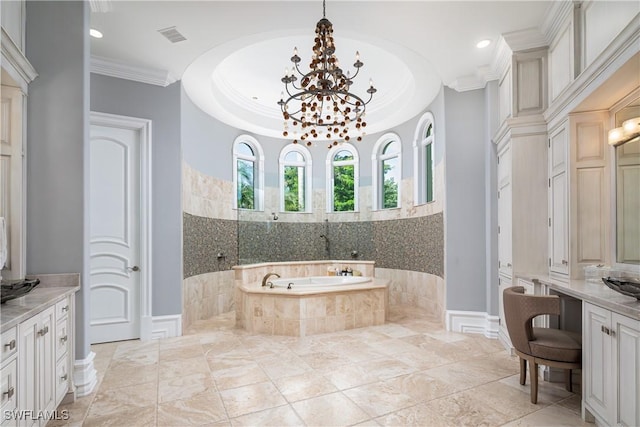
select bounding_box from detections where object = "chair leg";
[530,362,539,404]
[519,357,527,385]
[565,369,572,392]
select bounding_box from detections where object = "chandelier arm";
[349,66,362,80]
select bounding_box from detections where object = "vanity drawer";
[0,358,17,415]
[55,356,70,404]
[55,297,71,320]
[0,327,17,363]
[56,319,70,361]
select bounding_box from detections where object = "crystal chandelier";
[278,0,376,149]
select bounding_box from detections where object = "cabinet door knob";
[60,335,68,343]
[3,386,14,399]
[38,326,49,336]
[507,263,512,268]
[127,265,140,272]
[60,374,68,381]
[561,260,568,265]
[62,305,69,312]
[4,340,16,350]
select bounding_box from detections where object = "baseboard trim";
[446,310,500,339]
[74,351,98,397]
[151,314,182,340]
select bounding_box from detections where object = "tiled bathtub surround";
[234,261,386,336]
[376,268,446,323]
[182,271,235,331]
[238,287,387,337]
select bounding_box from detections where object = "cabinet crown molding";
[1,28,38,90]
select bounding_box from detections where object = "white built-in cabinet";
[569,112,611,278]
[18,307,56,427]
[583,302,640,427]
[548,122,569,277]
[1,295,74,427]
[494,48,550,351]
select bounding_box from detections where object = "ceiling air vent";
[157,26,187,44]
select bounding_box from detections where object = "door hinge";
[548,178,551,188]
[497,191,500,199]
[497,156,500,164]
[498,318,501,326]
[498,226,501,234]
[548,218,551,227]
[549,258,551,266]
[548,139,551,148]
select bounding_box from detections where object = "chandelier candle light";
[278,0,377,149]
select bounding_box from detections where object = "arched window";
[232,135,264,210]
[279,144,312,212]
[327,144,359,212]
[413,113,435,204]
[372,133,402,210]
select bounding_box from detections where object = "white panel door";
[90,124,141,343]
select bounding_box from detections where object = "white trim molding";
[446,310,500,339]
[151,315,182,340]
[74,351,98,397]
[1,28,38,92]
[91,55,176,87]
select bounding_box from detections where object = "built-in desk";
[517,274,640,427]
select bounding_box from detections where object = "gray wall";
[91,74,182,316]
[26,1,90,358]
[444,87,488,312]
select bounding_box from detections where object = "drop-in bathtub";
[266,275,371,291]
[234,261,388,337]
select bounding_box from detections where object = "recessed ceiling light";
[476,39,491,49]
[252,96,258,100]
[90,29,103,39]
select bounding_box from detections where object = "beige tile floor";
[51,307,589,427]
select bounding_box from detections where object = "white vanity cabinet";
[0,286,77,427]
[583,302,640,427]
[1,327,18,426]
[18,306,56,427]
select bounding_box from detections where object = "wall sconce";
[608,116,640,146]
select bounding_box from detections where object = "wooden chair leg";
[519,357,527,385]
[530,362,539,404]
[565,369,572,392]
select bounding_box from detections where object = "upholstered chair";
[502,286,582,404]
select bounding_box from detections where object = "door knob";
[127,266,140,272]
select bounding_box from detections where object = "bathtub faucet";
[262,272,280,287]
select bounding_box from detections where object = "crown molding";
[1,28,38,89]
[502,27,548,53]
[540,0,574,46]
[91,55,177,87]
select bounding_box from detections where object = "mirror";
[615,101,640,265]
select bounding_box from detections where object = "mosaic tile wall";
[236,213,443,277]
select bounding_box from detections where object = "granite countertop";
[519,274,640,321]
[1,273,80,333]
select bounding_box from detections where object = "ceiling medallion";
[277,0,377,149]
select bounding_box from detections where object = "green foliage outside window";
[237,159,255,209]
[425,142,433,202]
[382,161,398,209]
[333,164,355,211]
[284,165,304,211]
